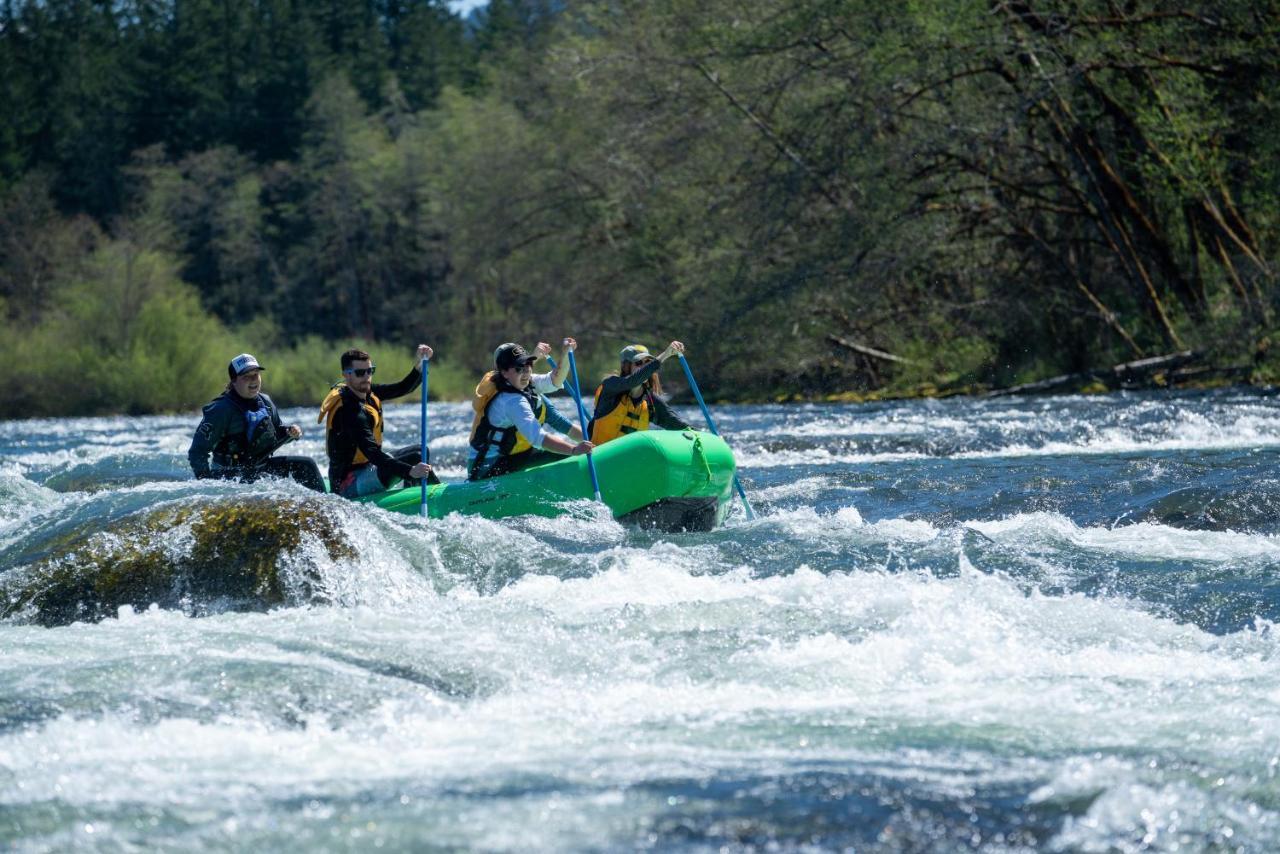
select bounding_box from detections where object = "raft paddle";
[419,353,429,518]
[677,353,756,520]
[565,349,603,503]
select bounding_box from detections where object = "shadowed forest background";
[1,0,1277,417]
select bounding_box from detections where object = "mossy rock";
[1,497,356,627]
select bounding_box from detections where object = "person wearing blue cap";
[467,338,593,480]
[187,353,325,492]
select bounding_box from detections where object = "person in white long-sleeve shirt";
[467,339,594,480]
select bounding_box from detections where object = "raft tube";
[355,430,737,532]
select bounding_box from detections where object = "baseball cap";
[494,343,536,371]
[619,344,652,363]
[228,353,265,379]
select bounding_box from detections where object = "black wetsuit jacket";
[326,365,423,487]
[188,390,288,478]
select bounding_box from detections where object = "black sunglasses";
[344,366,377,378]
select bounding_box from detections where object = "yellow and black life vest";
[468,371,547,477]
[318,384,383,466]
[590,385,653,445]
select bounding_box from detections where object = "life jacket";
[318,384,383,466]
[589,384,653,445]
[212,392,280,467]
[468,371,547,477]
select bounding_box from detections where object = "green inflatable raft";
[354,430,738,531]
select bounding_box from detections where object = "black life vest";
[468,371,548,478]
[213,392,280,467]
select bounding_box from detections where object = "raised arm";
[598,358,662,398]
[373,344,433,400]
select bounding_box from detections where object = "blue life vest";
[243,405,274,448]
[211,393,280,468]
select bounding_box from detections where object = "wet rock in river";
[1,497,356,627]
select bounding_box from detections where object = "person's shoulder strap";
[474,371,501,415]
[318,384,346,424]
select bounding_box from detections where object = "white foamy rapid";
[3,390,1280,850]
[3,549,1277,850]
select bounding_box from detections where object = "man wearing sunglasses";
[319,345,437,498]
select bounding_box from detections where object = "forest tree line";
[1,0,1277,417]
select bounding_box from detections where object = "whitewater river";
[2,389,1279,851]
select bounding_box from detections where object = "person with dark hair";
[188,353,326,492]
[588,341,693,446]
[318,345,437,498]
[467,339,593,480]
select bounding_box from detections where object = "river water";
[1,390,1278,852]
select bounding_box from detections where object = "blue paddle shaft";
[565,350,602,502]
[419,357,429,518]
[678,354,755,520]
[678,355,720,433]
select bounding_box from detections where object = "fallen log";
[985,372,1086,396]
[1110,351,1199,382]
[826,334,920,365]
[987,351,1210,397]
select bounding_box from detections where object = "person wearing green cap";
[467,338,593,480]
[588,341,693,446]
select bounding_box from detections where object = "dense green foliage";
[2,0,1277,417]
